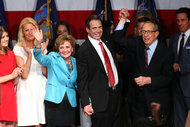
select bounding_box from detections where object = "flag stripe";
[5,10,178,40]
[4,0,190,11]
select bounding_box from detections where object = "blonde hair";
[16,17,38,47]
[54,34,76,56]
[0,26,10,54]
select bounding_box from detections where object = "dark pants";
[173,80,188,127]
[45,94,76,127]
[91,87,121,127]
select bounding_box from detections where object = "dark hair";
[136,17,151,27]
[85,15,102,29]
[0,26,11,54]
[53,21,71,39]
[48,21,72,53]
[136,10,154,20]
[102,21,114,39]
[176,7,190,20]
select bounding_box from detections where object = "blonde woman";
[0,26,23,127]
[13,17,47,127]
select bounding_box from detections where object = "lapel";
[184,35,190,47]
[137,41,147,73]
[148,41,162,69]
[148,41,166,69]
[102,38,118,68]
[174,33,181,56]
[57,54,71,77]
[86,38,106,73]
[70,56,76,76]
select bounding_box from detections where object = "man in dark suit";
[76,15,121,127]
[169,7,190,127]
[113,8,173,126]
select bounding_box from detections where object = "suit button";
[65,85,68,87]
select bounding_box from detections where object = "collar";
[181,28,190,38]
[55,52,61,57]
[88,35,102,46]
[145,39,158,51]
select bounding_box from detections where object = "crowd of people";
[0,6,190,127]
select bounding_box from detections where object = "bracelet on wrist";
[35,46,41,49]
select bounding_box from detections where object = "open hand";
[33,26,43,45]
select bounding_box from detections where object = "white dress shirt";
[88,35,119,86]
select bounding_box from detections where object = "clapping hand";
[22,43,31,56]
[12,67,24,79]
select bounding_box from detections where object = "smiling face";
[22,23,35,42]
[57,25,69,36]
[0,32,9,49]
[59,41,73,60]
[142,22,159,46]
[176,13,190,33]
[86,20,103,41]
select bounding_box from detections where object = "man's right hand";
[173,63,180,72]
[118,8,130,25]
[83,103,94,116]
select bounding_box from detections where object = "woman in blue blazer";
[33,30,77,127]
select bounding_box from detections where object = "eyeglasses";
[141,30,156,35]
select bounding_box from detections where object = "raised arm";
[113,8,136,51]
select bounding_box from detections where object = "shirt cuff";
[115,24,124,31]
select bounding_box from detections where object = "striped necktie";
[145,46,149,68]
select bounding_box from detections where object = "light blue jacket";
[33,48,77,107]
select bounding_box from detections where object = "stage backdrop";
[3,0,190,42]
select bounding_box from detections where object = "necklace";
[66,57,73,73]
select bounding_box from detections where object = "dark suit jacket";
[170,32,190,97]
[113,29,173,114]
[76,37,121,112]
